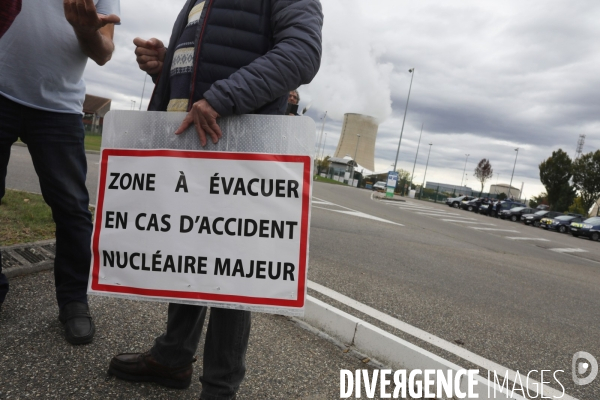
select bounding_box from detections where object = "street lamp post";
[460,154,470,187]
[420,143,433,197]
[392,68,415,172]
[319,132,327,174]
[410,123,424,190]
[351,134,361,187]
[139,74,147,111]
[508,148,519,198]
[316,111,327,158]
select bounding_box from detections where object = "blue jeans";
[0,94,92,309]
[151,304,251,400]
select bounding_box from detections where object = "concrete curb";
[372,192,406,202]
[12,141,100,155]
[300,296,524,400]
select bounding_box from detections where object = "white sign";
[88,149,311,315]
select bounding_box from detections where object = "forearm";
[75,26,115,66]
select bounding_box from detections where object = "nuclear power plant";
[333,113,378,171]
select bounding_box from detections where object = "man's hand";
[64,0,120,36]
[63,0,118,65]
[175,99,222,147]
[133,37,166,76]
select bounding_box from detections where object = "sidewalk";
[0,243,379,400]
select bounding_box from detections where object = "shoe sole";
[107,366,191,389]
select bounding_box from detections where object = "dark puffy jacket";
[148,0,323,116]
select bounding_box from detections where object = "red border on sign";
[91,149,311,308]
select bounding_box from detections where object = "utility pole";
[392,68,415,172]
[410,123,424,191]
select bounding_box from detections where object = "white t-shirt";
[0,0,120,114]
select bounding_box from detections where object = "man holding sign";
[107,1,322,398]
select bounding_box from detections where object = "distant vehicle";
[499,207,536,221]
[460,198,488,212]
[489,200,527,218]
[522,210,562,227]
[445,195,475,208]
[372,181,386,192]
[570,217,600,241]
[547,215,584,233]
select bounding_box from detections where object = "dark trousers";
[151,303,251,400]
[0,95,92,309]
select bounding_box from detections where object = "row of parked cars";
[444,195,600,241]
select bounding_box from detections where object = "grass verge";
[84,135,102,152]
[0,189,95,246]
[0,189,55,246]
[313,175,348,185]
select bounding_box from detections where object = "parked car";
[547,215,584,233]
[445,195,475,208]
[522,210,562,227]
[372,181,386,192]
[570,217,600,241]
[499,207,536,221]
[460,198,490,212]
[489,200,527,218]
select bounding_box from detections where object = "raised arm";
[63,0,120,66]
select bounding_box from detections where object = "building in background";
[425,181,474,196]
[333,113,378,171]
[83,94,111,134]
[489,183,520,198]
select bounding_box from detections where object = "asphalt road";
[5,144,100,203]
[308,183,599,400]
[5,144,600,399]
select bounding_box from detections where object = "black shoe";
[58,301,95,345]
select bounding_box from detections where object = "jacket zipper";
[188,0,214,112]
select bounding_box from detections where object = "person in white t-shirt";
[0,0,120,345]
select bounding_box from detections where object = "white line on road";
[312,206,404,226]
[471,227,520,232]
[550,248,588,253]
[442,219,495,225]
[415,212,461,217]
[505,237,549,241]
[307,281,572,400]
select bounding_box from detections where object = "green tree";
[572,150,600,214]
[528,192,548,209]
[473,158,493,192]
[497,192,507,200]
[539,149,576,211]
[568,197,587,216]
[396,168,411,194]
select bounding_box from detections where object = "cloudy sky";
[84,0,600,199]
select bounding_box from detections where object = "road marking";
[505,237,549,241]
[312,206,404,226]
[550,248,588,253]
[442,219,495,225]
[312,201,333,205]
[471,227,520,232]
[415,212,461,217]
[307,281,572,400]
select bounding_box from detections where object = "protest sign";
[89,112,315,316]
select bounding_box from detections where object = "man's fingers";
[174,114,194,136]
[147,38,165,49]
[207,118,222,140]
[135,47,159,57]
[99,14,120,25]
[193,119,208,147]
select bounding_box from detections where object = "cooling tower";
[333,113,378,171]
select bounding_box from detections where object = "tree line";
[538,149,600,215]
